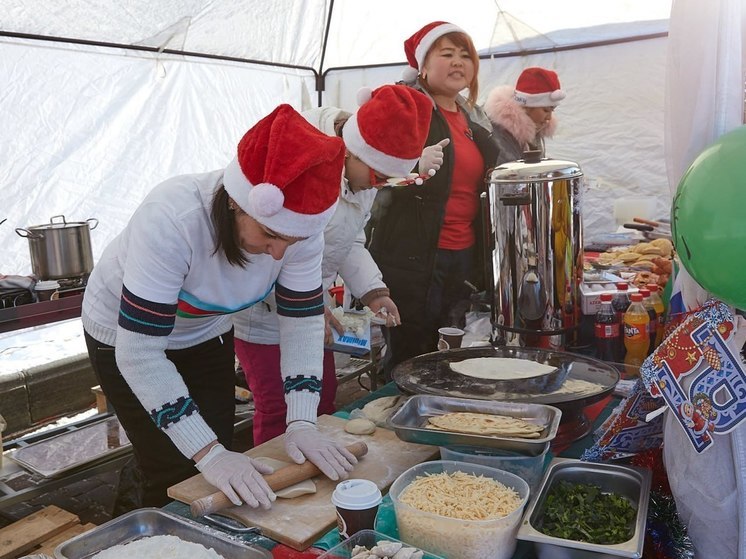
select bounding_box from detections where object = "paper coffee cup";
[438,327,465,350]
[34,280,60,302]
[331,479,382,540]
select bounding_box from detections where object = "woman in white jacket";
[232,85,440,443]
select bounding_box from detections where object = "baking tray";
[55,508,271,559]
[518,458,651,558]
[389,395,561,456]
[10,416,131,478]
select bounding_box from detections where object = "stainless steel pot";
[483,158,583,349]
[16,215,98,279]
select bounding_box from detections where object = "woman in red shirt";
[367,22,497,373]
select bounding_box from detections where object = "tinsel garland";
[644,493,695,559]
[631,450,694,559]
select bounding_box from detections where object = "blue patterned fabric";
[283,374,322,394]
[275,282,324,318]
[118,284,177,336]
[150,395,199,428]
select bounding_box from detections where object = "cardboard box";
[580,275,638,315]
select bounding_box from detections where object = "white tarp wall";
[1,1,672,276]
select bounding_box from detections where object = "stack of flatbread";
[426,412,544,439]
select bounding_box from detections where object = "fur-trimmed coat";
[483,85,558,165]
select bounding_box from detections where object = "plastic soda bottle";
[623,292,650,376]
[612,282,631,324]
[594,293,621,361]
[639,288,658,355]
[647,283,666,347]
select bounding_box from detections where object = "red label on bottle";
[595,323,620,339]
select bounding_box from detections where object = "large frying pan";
[392,346,620,444]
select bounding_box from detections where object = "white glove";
[418,138,450,176]
[195,443,276,508]
[284,421,357,480]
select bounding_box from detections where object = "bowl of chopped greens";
[517,458,651,558]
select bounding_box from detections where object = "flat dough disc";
[449,357,555,380]
[254,457,317,499]
[344,418,376,435]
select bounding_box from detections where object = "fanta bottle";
[647,284,666,347]
[639,288,658,355]
[623,293,650,376]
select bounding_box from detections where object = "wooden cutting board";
[168,414,438,550]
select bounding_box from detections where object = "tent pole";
[316,0,336,106]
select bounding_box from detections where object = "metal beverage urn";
[483,156,584,349]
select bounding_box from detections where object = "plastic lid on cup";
[331,479,382,510]
[35,280,60,290]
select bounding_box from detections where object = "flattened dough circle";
[344,418,377,435]
[449,357,555,380]
[254,456,317,498]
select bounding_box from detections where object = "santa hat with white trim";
[342,85,433,178]
[402,21,466,82]
[513,67,566,108]
[223,104,345,238]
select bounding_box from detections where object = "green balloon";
[672,126,746,308]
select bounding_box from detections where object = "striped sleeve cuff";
[275,283,324,318]
[118,284,176,336]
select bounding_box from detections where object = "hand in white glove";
[284,420,357,480]
[195,443,276,508]
[418,138,450,176]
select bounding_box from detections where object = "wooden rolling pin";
[190,441,369,517]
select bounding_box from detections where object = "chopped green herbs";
[540,480,637,545]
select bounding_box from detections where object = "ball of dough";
[344,418,377,435]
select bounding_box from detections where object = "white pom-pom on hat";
[401,66,419,83]
[356,87,373,107]
[248,182,285,217]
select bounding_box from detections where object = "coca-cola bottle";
[612,282,631,323]
[611,282,631,358]
[595,293,621,361]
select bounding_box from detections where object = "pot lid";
[488,158,583,183]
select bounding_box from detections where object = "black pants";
[84,330,235,510]
[384,247,474,378]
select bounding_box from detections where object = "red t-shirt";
[437,106,485,250]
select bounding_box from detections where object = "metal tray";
[517,458,651,558]
[10,416,131,478]
[388,395,561,456]
[55,508,271,559]
[392,346,619,405]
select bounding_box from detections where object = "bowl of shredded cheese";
[389,460,529,559]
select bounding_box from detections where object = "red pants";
[234,340,337,445]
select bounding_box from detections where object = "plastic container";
[439,444,549,494]
[389,460,530,559]
[317,529,444,559]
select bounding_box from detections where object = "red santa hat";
[342,85,433,178]
[402,21,466,82]
[513,67,566,108]
[223,104,345,238]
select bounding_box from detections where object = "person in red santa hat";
[81,104,357,512]
[367,22,498,373]
[233,85,435,444]
[484,66,566,165]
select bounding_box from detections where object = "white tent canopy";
[1,1,674,276]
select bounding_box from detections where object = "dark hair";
[211,185,249,267]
